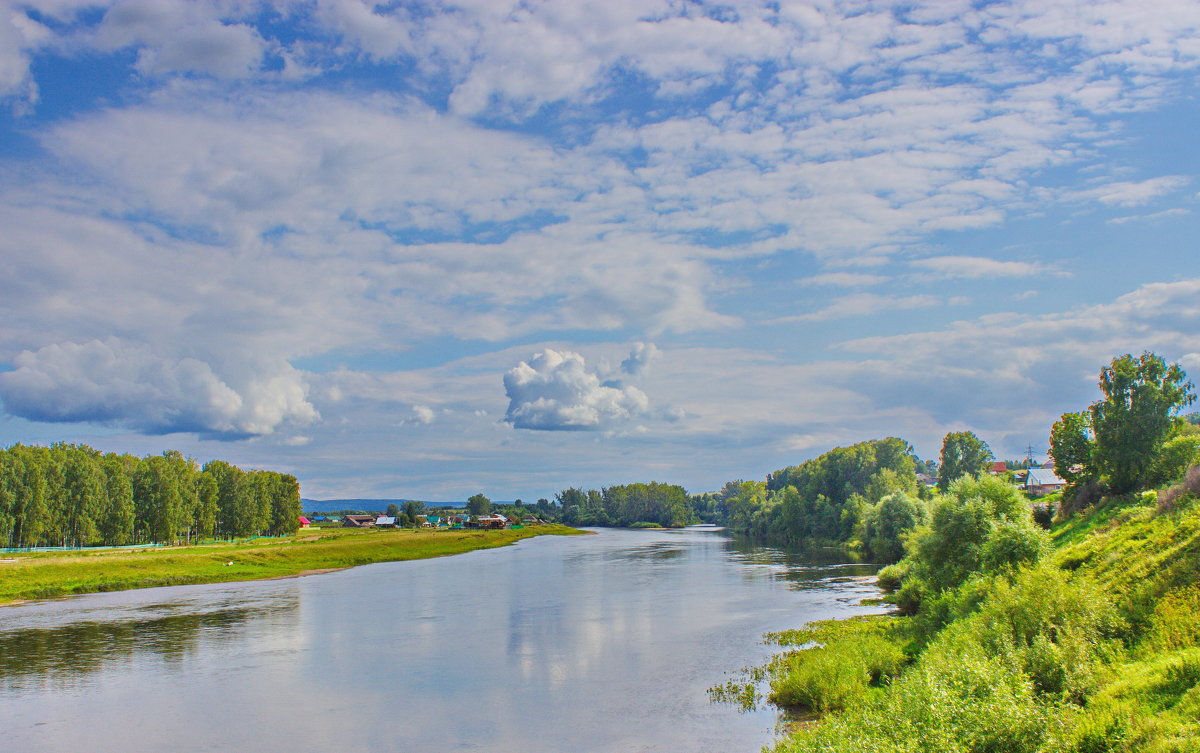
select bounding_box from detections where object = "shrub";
[912,574,994,648]
[1144,436,1200,489]
[1157,464,1200,512]
[981,517,1051,574]
[971,565,1125,702]
[875,559,909,592]
[1032,501,1055,529]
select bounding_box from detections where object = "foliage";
[877,475,1045,616]
[1050,411,1094,485]
[0,443,300,548]
[936,431,992,491]
[555,482,692,527]
[728,438,920,545]
[980,517,1052,574]
[1144,436,1200,490]
[1089,352,1195,493]
[862,491,927,563]
[466,493,491,516]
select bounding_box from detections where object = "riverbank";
[723,480,1200,753]
[0,525,585,606]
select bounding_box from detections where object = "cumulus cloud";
[620,342,660,377]
[410,404,435,425]
[504,348,650,431]
[0,338,317,438]
[96,0,267,79]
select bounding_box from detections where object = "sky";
[1,0,1199,501]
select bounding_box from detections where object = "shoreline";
[0,525,584,607]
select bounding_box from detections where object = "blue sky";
[1,0,1199,501]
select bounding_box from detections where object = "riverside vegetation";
[710,352,1200,753]
[0,444,303,548]
[0,524,583,605]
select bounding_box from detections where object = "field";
[0,525,585,605]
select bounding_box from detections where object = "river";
[0,527,884,753]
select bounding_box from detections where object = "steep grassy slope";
[757,482,1200,753]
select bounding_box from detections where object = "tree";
[195,471,219,539]
[937,431,993,491]
[1089,352,1196,493]
[386,503,401,518]
[1049,411,1093,484]
[402,500,425,527]
[467,493,491,516]
[862,492,927,563]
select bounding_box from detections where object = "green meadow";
[0,525,585,606]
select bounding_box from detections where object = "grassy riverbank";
[0,525,585,605]
[715,478,1200,752]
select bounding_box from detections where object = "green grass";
[0,525,585,605]
[746,481,1200,753]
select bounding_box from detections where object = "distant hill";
[301,498,467,513]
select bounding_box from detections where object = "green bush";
[876,559,909,592]
[970,565,1125,702]
[1145,436,1200,489]
[981,517,1051,574]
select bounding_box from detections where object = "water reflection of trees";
[724,534,879,590]
[0,597,298,691]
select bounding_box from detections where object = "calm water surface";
[0,527,884,753]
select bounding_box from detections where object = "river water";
[0,527,883,753]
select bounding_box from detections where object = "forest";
[0,443,301,549]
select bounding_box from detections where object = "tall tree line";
[555,481,694,527]
[0,443,301,548]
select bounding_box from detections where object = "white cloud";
[909,255,1061,279]
[0,3,53,104]
[620,342,660,377]
[96,0,267,79]
[411,404,435,425]
[775,292,941,323]
[0,338,317,438]
[799,272,889,287]
[1071,176,1191,207]
[1107,208,1191,224]
[503,348,649,431]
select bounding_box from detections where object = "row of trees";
[711,352,1197,566]
[0,443,301,549]
[715,437,923,547]
[555,482,694,527]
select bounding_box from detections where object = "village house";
[1023,467,1067,496]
